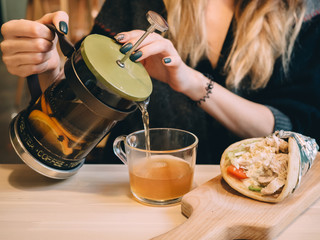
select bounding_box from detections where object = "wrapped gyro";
[220,131,318,203]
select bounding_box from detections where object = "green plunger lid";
[80,34,152,102]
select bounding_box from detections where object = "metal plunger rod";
[116,11,168,68]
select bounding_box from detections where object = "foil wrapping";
[275,130,319,192]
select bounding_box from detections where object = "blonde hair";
[163,0,208,67]
[163,0,306,90]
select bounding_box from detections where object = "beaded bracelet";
[196,73,215,105]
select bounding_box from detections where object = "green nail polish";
[59,21,68,34]
[164,58,171,64]
[130,51,142,62]
[120,43,133,54]
[115,34,125,41]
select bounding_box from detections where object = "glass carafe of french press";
[9,11,168,179]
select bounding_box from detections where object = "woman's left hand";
[115,30,196,95]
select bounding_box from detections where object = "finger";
[3,51,52,69]
[6,61,49,78]
[37,11,69,34]
[1,38,54,55]
[134,32,164,50]
[1,19,54,40]
[116,30,163,49]
[114,30,145,43]
[130,38,179,62]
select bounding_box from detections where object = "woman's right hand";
[0,11,69,91]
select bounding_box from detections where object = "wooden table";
[0,163,319,240]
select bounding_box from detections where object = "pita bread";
[220,136,300,203]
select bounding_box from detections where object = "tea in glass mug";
[113,128,198,205]
[129,155,194,201]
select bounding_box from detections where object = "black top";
[88,0,320,164]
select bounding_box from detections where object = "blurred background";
[0,0,103,163]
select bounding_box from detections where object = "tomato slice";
[227,165,248,179]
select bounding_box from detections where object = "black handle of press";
[45,24,75,58]
[27,74,42,106]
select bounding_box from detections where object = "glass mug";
[113,128,198,205]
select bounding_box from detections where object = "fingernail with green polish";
[120,43,133,54]
[164,58,171,64]
[115,34,125,42]
[130,51,142,62]
[59,21,68,34]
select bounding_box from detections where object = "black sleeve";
[265,105,292,131]
[90,0,166,37]
[253,15,320,142]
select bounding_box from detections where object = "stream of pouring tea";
[137,99,151,158]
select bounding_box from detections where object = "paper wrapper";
[220,131,319,203]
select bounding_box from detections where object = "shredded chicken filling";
[228,135,289,195]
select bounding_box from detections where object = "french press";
[9,11,168,179]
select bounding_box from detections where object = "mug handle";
[113,135,128,165]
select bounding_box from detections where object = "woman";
[1,0,320,164]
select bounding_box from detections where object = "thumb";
[36,11,69,34]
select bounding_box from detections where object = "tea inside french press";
[9,11,168,179]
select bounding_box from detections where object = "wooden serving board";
[153,153,320,240]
